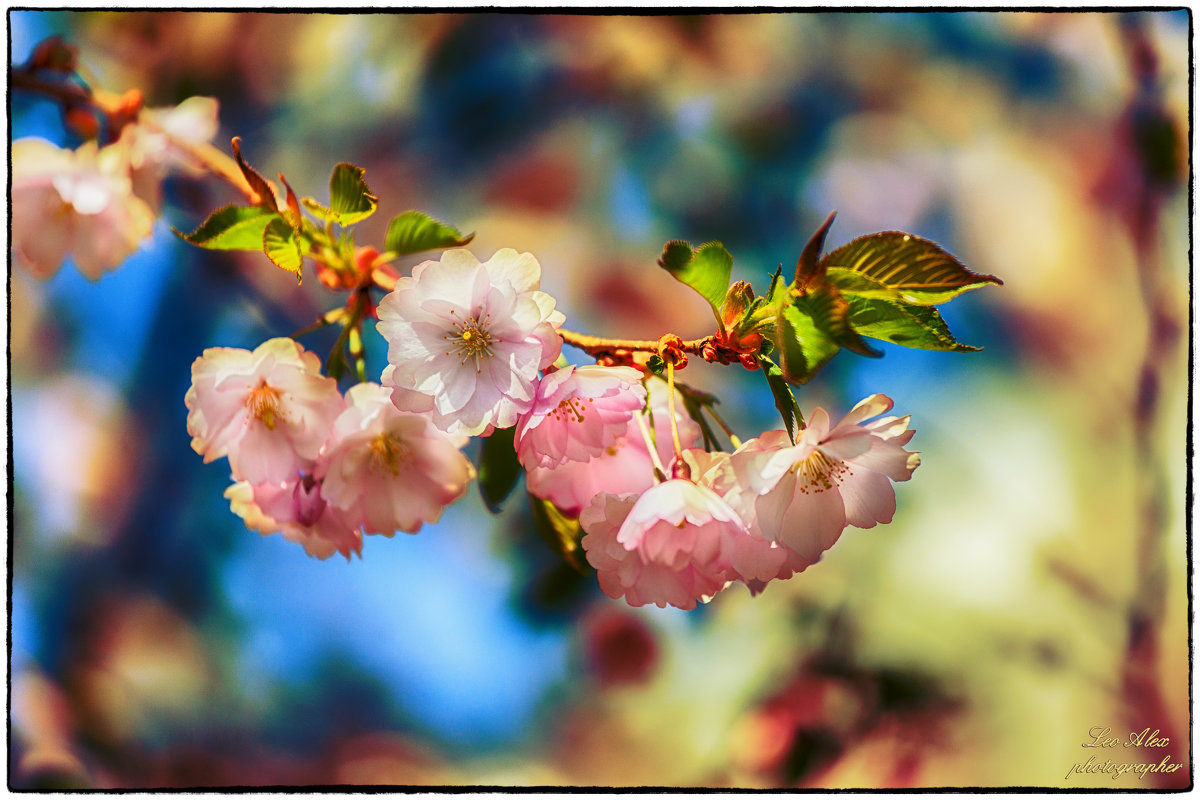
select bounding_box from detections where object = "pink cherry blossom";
[581,482,748,610]
[680,448,791,584]
[514,364,646,471]
[376,248,565,436]
[11,135,155,280]
[127,96,220,211]
[525,379,700,515]
[318,382,475,536]
[736,394,920,563]
[185,338,345,485]
[225,480,362,561]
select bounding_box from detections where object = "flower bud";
[657,334,687,369]
[721,280,755,329]
[291,474,327,527]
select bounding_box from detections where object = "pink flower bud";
[291,474,327,527]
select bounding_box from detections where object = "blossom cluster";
[579,394,919,609]
[186,246,919,608]
[370,248,920,609]
[12,96,218,279]
[186,338,475,560]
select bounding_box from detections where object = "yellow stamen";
[550,396,589,424]
[245,381,285,431]
[368,432,410,476]
[444,310,495,366]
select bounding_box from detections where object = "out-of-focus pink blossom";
[127,96,220,210]
[580,480,747,610]
[318,382,475,536]
[11,135,155,279]
[226,480,362,561]
[525,380,699,515]
[514,365,646,470]
[376,248,565,436]
[736,394,920,563]
[185,338,344,485]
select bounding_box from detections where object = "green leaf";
[262,217,304,281]
[478,426,523,512]
[301,197,335,222]
[385,210,475,256]
[776,301,839,384]
[846,295,981,352]
[774,284,881,384]
[824,267,900,299]
[757,354,802,441]
[765,264,785,305]
[177,205,279,251]
[529,494,589,573]
[819,232,1001,305]
[793,285,881,358]
[301,162,379,226]
[328,162,378,224]
[657,239,733,314]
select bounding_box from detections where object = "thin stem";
[666,362,684,465]
[289,307,346,339]
[632,411,667,482]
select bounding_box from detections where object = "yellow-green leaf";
[385,211,475,256]
[657,239,733,316]
[820,232,1001,305]
[846,295,981,352]
[774,283,881,384]
[177,204,279,251]
[328,162,378,225]
[262,217,303,282]
[776,301,839,384]
[302,162,379,226]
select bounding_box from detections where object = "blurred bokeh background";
[8,10,1190,789]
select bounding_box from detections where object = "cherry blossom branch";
[557,327,711,358]
[10,65,257,204]
[10,68,87,108]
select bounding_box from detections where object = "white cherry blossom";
[376,248,565,436]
